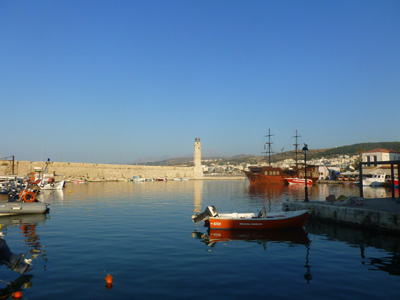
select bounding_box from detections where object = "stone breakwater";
[0,161,195,182]
[283,199,400,233]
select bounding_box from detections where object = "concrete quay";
[283,197,400,234]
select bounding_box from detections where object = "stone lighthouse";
[194,137,203,179]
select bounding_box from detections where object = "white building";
[362,148,400,166]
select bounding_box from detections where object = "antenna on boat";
[292,130,301,170]
[263,128,275,166]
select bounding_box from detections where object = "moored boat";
[242,130,319,185]
[29,161,65,190]
[285,178,313,185]
[355,172,386,187]
[70,179,87,184]
[388,177,399,188]
[0,202,49,216]
[37,179,65,190]
[192,206,308,230]
[243,166,319,185]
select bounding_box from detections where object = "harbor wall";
[283,200,400,233]
[0,160,194,181]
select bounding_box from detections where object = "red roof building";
[362,149,400,166]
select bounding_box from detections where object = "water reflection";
[0,275,33,298]
[0,237,34,298]
[193,180,203,213]
[306,219,400,276]
[0,214,48,268]
[193,227,310,248]
[361,186,393,198]
[37,189,64,204]
[192,227,313,283]
[245,182,396,204]
[248,184,285,199]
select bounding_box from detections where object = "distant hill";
[314,142,400,157]
[134,142,400,166]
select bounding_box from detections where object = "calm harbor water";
[1,180,400,299]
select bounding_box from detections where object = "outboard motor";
[192,206,218,223]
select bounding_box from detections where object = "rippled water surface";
[1,181,399,299]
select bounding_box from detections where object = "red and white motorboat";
[192,206,309,230]
[285,178,312,185]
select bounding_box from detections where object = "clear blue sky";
[1,0,399,163]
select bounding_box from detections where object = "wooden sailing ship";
[242,130,319,185]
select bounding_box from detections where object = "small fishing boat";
[285,178,313,185]
[70,179,87,184]
[30,163,65,190]
[37,179,65,190]
[355,172,386,187]
[0,202,49,216]
[192,206,308,230]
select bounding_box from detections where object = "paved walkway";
[359,197,400,213]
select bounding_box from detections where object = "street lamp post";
[302,144,309,202]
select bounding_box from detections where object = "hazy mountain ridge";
[133,142,400,166]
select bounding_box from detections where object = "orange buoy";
[13,291,23,299]
[105,274,113,284]
[105,273,113,289]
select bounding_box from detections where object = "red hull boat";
[192,206,308,230]
[388,179,399,188]
[285,178,313,185]
[242,165,319,185]
[208,210,308,230]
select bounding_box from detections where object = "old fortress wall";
[0,160,195,181]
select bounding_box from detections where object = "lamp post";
[302,144,309,202]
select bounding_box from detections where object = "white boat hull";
[286,178,312,185]
[39,181,65,190]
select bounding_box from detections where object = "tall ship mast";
[292,130,301,170]
[263,128,275,166]
[242,130,319,185]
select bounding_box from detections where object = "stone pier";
[283,198,400,234]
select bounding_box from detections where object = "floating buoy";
[105,274,113,284]
[105,273,113,289]
[13,291,23,299]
